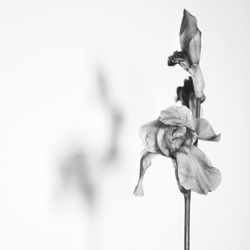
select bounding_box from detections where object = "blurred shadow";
[60,149,96,209]
[57,65,124,250]
[96,68,123,163]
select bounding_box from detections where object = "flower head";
[134,106,221,196]
[180,9,201,65]
[168,10,205,99]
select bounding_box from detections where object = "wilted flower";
[176,77,206,117]
[168,9,205,99]
[133,105,221,196]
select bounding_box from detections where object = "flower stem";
[194,98,201,146]
[195,97,201,119]
[184,190,191,250]
[184,97,201,250]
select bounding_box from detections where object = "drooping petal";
[188,64,205,99]
[180,9,201,64]
[159,105,195,130]
[133,152,158,196]
[139,120,162,153]
[172,159,188,193]
[195,118,221,142]
[176,146,221,195]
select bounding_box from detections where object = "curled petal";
[176,77,206,109]
[157,127,171,156]
[189,64,205,99]
[195,118,221,142]
[172,126,186,139]
[157,126,187,155]
[176,146,221,195]
[176,77,194,107]
[133,152,158,196]
[168,51,191,70]
[159,105,195,130]
[180,9,201,64]
[139,120,162,153]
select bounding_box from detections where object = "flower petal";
[168,50,191,70]
[179,10,201,64]
[139,120,162,153]
[156,127,171,156]
[188,64,205,99]
[159,105,195,130]
[133,152,158,196]
[188,31,201,65]
[176,146,221,195]
[195,118,221,142]
[157,126,187,155]
[180,10,198,41]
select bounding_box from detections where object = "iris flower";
[133,105,221,196]
[168,10,204,99]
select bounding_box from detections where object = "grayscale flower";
[168,10,205,99]
[134,106,221,196]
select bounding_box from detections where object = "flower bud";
[179,9,201,65]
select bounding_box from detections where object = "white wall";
[0,0,249,249]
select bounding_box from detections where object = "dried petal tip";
[168,51,191,70]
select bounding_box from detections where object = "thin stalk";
[184,190,191,250]
[184,97,201,250]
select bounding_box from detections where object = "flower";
[133,105,221,196]
[168,9,205,99]
[179,9,201,65]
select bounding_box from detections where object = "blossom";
[133,106,221,196]
[168,9,205,99]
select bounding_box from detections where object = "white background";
[0,0,249,249]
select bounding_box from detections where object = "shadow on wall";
[57,66,124,250]
[96,67,123,163]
